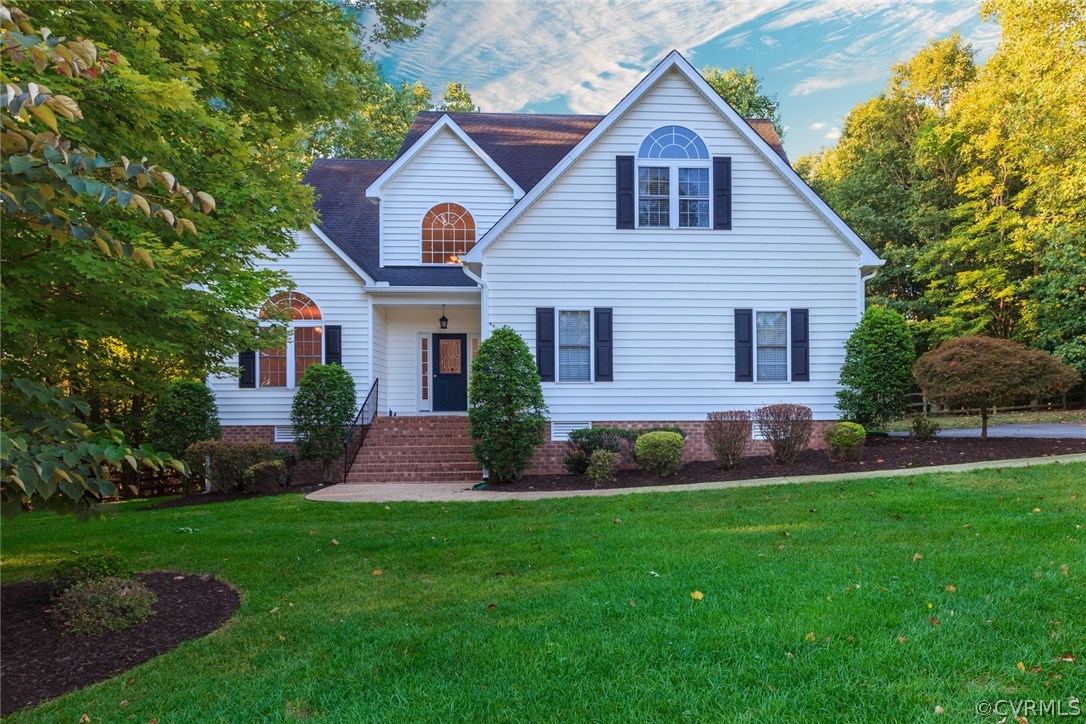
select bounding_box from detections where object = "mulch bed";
[146,483,324,510]
[1,572,240,716]
[500,436,1086,492]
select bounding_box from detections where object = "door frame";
[431,333,469,412]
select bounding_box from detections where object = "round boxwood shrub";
[291,364,357,484]
[147,381,221,457]
[823,421,866,462]
[634,431,685,477]
[53,576,157,636]
[836,307,915,430]
[586,449,619,485]
[468,327,549,483]
[52,552,133,597]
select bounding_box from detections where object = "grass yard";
[3,464,1084,721]
[885,408,1086,432]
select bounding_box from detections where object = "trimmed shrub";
[913,336,1081,438]
[243,460,287,491]
[563,427,628,474]
[184,440,277,493]
[754,404,813,464]
[53,577,157,636]
[823,422,866,462]
[291,364,357,484]
[634,431,685,477]
[909,416,941,440]
[468,327,549,483]
[705,410,751,470]
[641,426,687,439]
[53,553,132,596]
[586,449,619,486]
[836,307,915,430]
[146,381,221,457]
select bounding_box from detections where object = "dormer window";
[422,203,476,264]
[636,126,710,229]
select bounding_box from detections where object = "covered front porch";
[368,287,481,416]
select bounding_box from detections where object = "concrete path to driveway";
[306,452,1086,504]
[889,423,1086,439]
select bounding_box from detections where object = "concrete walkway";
[306,452,1086,504]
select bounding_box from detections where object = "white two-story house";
[209,51,883,483]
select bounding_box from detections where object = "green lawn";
[3,464,1084,721]
[885,408,1086,432]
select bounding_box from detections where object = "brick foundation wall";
[527,420,836,475]
[219,425,339,486]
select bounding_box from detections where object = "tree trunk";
[981,408,988,439]
[322,458,332,485]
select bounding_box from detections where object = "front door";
[432,334,468,412]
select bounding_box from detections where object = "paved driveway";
[892,423,1086,439]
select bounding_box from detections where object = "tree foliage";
[702,66,784,137]
[291,365,357,484]
[146,381,221,458]
[468,327,548,483]
[836,307,915,429]
[912,336,1080,438]
[798,6,1086,371]
[437,81,478,113]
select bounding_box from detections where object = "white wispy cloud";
[376,0,791,113]
[825,127,842,140]
[760,35,780,47]
[809,122,826,130]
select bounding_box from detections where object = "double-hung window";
[558,310,591,382]
[258,292,324,388]
[637,126,710,229]
[755,311,788,382]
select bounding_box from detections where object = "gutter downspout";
[859,267,879,317]
[461,263,489,340]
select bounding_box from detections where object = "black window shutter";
[734,309,753,382]
[594,308,613,382]
[616,155,634,229]
[536,308,555,382]
[791,309,809,382]
[239,350,256,388]
[713,156,732,230]
[325,325,342,366]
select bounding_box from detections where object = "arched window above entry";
[262,292,322,321]
[638,125,709,160]
[422,203,476,264]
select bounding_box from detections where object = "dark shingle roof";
[302,159,477,287]
[305,111,788,286]
[397,111,605,191]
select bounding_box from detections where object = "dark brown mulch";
[1,572,240,716]
[500,436,1086,492]
[145,483,324,510]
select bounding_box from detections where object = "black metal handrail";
[342,378,379,483]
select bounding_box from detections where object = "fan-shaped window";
[638,125,709,160]
[257,292,323,387]
[261,292,322,321]
[422,203,476,264]
[636,126,711,228]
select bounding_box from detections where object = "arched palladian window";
[258,292,323,387]
[636,125,710,229]
[422,203,476,264]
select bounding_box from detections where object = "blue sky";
[374,0,1000,159]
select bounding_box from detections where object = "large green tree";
[3,0,428,430]
[702,66,784,138]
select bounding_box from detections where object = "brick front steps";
[346,416,484,484]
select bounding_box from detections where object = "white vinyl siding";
[482,69,862,421]
[379,129,516,267]
[209,228,370,426]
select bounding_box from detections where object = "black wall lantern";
[439,304,448,330]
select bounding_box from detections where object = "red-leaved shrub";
[705,410,752,469]
[754,404,813,464]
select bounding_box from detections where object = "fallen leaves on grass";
[372,569,383,577]
[1017,661,1027,673]
[487,603,496,611]
[804,632,816,642]
[331,539,339,546]
[1055,653,1077,663]
[629,599,636,607]
[913,553,923,563]
[690,590,704,601]
[945,584,957,592]
[930,616,940,627]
